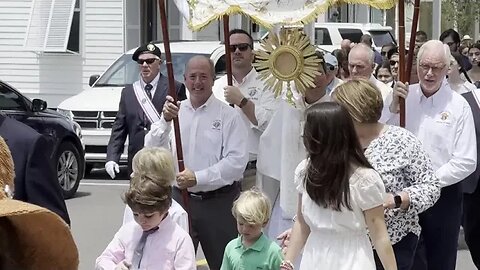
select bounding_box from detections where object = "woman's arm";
[364,205,397,270]
[282,195,310,265]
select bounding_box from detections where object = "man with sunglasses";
[212,29,279,191]
[387,40,476,270]
[324,53,343,96]
[440,28,472,72]
[105,42,187,178]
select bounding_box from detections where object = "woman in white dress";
[280,102,397,270]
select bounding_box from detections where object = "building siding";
[0,0,124,107]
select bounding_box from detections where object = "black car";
[0,80,85,199]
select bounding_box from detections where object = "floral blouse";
[364,125,441,244]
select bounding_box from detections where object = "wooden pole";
[398,0,406,128]
[406,0,421,83]
[158,0,190,230]
[223,15,235,107]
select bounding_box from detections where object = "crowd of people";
[1,26,480,270]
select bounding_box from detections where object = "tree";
[442,0,480,37]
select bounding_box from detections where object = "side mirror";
[89,75,100,87]
[32,99,47,112]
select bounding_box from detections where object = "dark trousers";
[374,232,419,270]
[173,184,240,270]
[463,185,480,268]
[412,182,463,270]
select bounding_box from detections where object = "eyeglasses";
[229,43,251,52]
[137,58,159,65]
[389,60,399,66]
[419,63,446,73]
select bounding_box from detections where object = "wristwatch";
[238,97,248,108]
[394,194,402,209]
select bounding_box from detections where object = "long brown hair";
[302,102,373,211]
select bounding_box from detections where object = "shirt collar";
[141,72,160,89]
[234,233,268,252]
[233,67,256,86]
[184,92,216,111]
[417,80,450,107]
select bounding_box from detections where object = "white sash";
[133,81,161,124]
[472,88,480,109]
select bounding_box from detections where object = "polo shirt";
[221,233,283,270]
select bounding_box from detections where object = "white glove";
[114,260,131,270]
[105,161,120,179]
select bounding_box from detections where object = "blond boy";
[221,189,283,270]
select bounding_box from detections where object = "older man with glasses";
[105,42,187,178]
[386,40,477,270]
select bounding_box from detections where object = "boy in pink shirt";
[95,147,195,270]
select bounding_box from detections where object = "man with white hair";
[389,40,477,270]
[348,43,393,121]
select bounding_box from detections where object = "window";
[67,0,80,52]
[315,28,333,45]
[0,84,26,111]
[338,28,364,43]
[369,31,395,48]
[24,0,79,53]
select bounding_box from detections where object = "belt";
[177,182,239,200]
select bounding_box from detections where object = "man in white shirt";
[212,29,278,190]
[348,43,393,122]
[144,55,249,270]
[324,53,343,96]
[388,40,477,270]
[257,51,331,240]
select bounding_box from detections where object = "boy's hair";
[123,177,172,214]
[232,189,271,225]
[131,147,175,187]
[125,147,175,213]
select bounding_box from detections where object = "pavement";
[66,168,477,270]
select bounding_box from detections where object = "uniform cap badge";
[147,44,155,51]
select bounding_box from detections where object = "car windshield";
[369,31,396,48]
[94,53,207,86]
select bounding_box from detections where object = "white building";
[0,0,228,107]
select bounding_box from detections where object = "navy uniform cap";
[132,43,162,61]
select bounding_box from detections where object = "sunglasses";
[389,60,399,66]
[137,58,158,65]
[229,43,251,52]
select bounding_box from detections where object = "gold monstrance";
[253,28,323,105]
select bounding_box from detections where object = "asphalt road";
[67,169,477,270]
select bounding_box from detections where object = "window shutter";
[24,0,76,52]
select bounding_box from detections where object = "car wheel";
[56,142,82,199]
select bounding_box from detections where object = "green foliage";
[442,0,480,36]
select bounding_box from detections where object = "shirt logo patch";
[212,120,221,130]
[248,88,258,97]
[440,111,449,121]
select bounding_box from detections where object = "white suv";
[57,41,228,173]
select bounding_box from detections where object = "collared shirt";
[365,125,440,244]
[221,233,283,270]
[140,72,160,97]
[369,75,393,124]
[257,93,331,218]
[387,82,477,187]
[213,68,279,159]
[122,198,188,232]
[95,215,196,270]
[144,94,249,193]
[326,76,344,96]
